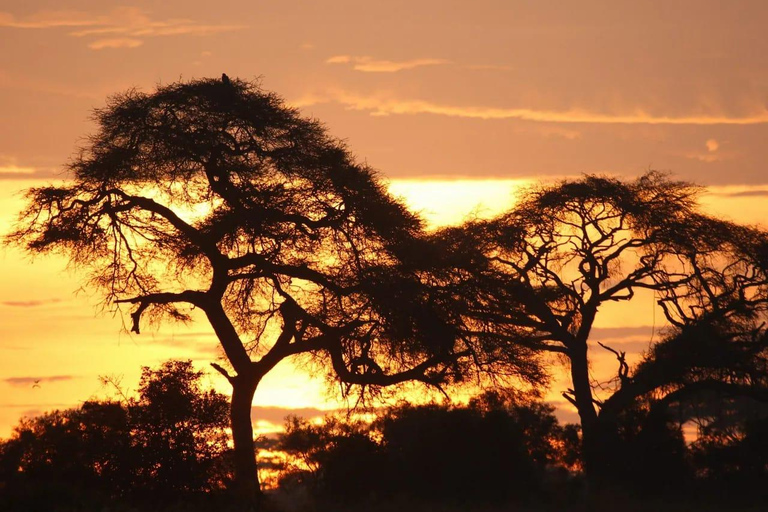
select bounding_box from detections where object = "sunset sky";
[2,0,768,437]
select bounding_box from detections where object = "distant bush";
[278,391,581,506]
[690,405,768,498]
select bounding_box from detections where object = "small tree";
[458,172,768,483]
[277,393,575,505]
[8,77,534,503]
[128,360,231,499]
[0,360,229,510]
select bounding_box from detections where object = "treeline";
[275,395,768,510]
[275,393,580,507]
[3,361,768,511]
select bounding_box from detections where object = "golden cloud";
[88,38,143,50]
[0,10,105,28]
[0,164,35,175]
[326,55,449,73]
[0,7,245,49]
[297,89,768,125]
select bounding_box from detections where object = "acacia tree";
[457,172,768,482]
[7,77,532,503]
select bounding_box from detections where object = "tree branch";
[115,290,206,334]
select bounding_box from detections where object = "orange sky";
[2,1,768,437]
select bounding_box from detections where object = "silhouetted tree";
[280,415,386,503]
[0,402,132,511]
[128,361,231,501]
[278,415,373,490]
[278,393,575,506]
[0,360,229,511]
[455,172,768,485]
[687,390,768,497]
[7,76,539,504]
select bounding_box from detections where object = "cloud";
[2,402,74,409]
[0,10,105,29]
[723,190,768,198]
[709,188,768,198]
[590,326,660,354]
[0,164,35,175]
[590,326,656,340]
[0,155,61,179]
[147,332,220,356]
[4,375,75,387]
[0,7,246,49]
[251,405,334,425]
[685,139,727,163]
[88,38,143,50]
[0,298,63,307]
[0,167,62,180]
[547,401,580,424]
[297,90,768,125]
[326,55,449,73]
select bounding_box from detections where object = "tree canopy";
[7,76,540,501]
[454,172,768,481]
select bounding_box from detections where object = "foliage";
[452,171,768,482]
[6,76,543,497]
[278,392,579,505]
[0,360,229,511]
[690,399,768,492]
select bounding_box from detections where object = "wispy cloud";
[0,7,246,49]
[590,326,656,340]
[148,331,220,356]
[326,55,449,73]
[591,325,660,354]
[0,10,105,29]
[0,164,35,175]
[88,38,143,50]
[0,156,61,180]
[251,406,334,425]
[295,90,768,125]
[716,190,768,198]
[708,186,768,198]
[0,167,61,180]
[0,298,63,308]
[1,403,73,409]
[4,375,75,387]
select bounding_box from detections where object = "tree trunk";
[569,342,626,493]
[568,342,601,480]
[230,375,262,508]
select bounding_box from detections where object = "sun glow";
[388,178,531,228]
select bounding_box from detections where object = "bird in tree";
[6,77,538,506]
[452,172,768,485]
